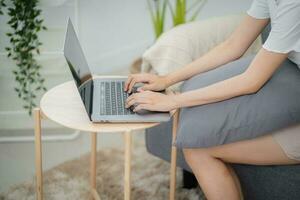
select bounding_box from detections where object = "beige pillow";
[141,14,262,90]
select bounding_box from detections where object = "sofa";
[144,16,300,200]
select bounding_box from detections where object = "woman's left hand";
[125,90,179,112]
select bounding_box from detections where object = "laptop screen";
[64,19,93,88]
[63,19,94,118]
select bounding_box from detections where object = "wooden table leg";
[90,132,100,200]
[170,111,179,200]
[124,131,132,200]
[34,108,43,200]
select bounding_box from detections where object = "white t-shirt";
[247,0,300,68]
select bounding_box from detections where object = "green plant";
[168,0,207,26]
[147,0,168,39]
[147,0,207,39]
[0,0,47,115]
[0,0,5,14]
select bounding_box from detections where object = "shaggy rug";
[0,139,205,200]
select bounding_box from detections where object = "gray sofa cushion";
[175,55,300,148]
[261,23,271,43]
[232,164,300,200]
[145,118,192,170]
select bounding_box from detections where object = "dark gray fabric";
[232,164,300,200]
[261,23,271,43]
[176,55,300,148]
[145,119,192,171]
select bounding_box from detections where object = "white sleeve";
[247,0,270,19]
[263,1,300,53]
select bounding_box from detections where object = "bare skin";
[124,15,300,199]
[183,135,299,200]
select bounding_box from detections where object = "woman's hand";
[125,90,179,112]
[124,73,169,93]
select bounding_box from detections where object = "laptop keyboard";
[99,81,134,115]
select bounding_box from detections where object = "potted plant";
[0,0,47,115]
[147,0,168,39]
[147,0,207,38]
[168,0,207,26]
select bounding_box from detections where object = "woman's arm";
[173,48,287,108]
[164,15,270,87]
[125,16,269,92]
[126,48,287,111]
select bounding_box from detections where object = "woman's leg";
[183,135,299,200]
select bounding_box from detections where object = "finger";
[126,93,137,103]
[137,85,149,92]
[139,84,153,91]
[126,97,137,108]
[137,87,144,92]
[126,93,140,108]
[124,75,134,91]
[126,90,150,103]
[126,96,151,108]
[127,74,152,92]
[133,104,155,112]
[135,90,152,98]
[141,90,154,96]
[128,78,137,93]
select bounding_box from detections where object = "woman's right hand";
[124,73,169,93]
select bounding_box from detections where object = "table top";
[40,79,160,133]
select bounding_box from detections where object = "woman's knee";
[183,148,212,165]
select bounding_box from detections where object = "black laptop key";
[111,82,117,115]
[104,82,111,115]
[116,82,124,115]
[121,84,131,115]
[99,82,105,115]
[98,81,135,116]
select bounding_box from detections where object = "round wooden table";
[34,80,174,200]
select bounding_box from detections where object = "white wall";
[1,0,253,75]
[0,0,253,192]
[78,0,253,74]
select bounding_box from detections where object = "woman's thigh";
[204,134,299,165]
[176,56,300,149]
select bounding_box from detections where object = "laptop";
[63,19,171,122]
